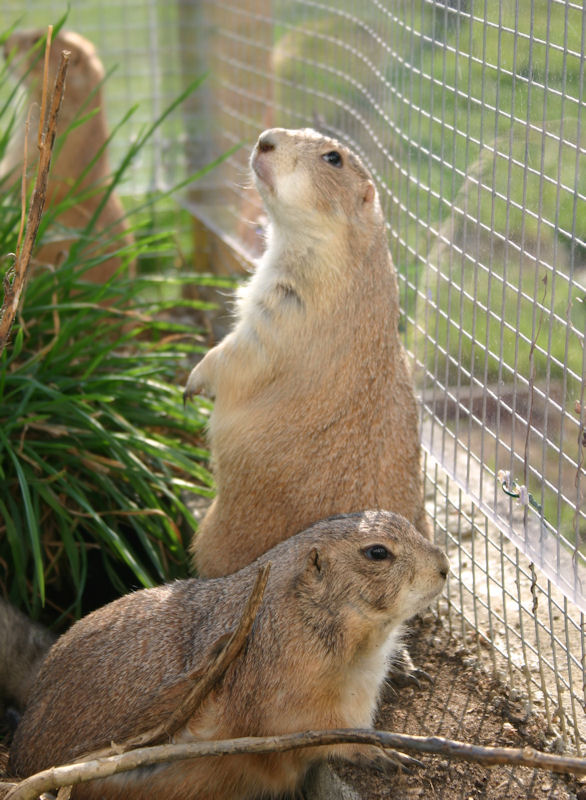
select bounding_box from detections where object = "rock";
[301,763,362,800]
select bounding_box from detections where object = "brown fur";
[185,127,431,578]
[1,29,134,282]
[10,511,448,799]
[0,599,55,714]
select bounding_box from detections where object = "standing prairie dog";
[185,127,431,578]
[1,29,134,281]
[10,511,449,799]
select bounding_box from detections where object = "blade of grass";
[0,428,45,603]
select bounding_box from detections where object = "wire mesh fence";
[1,0,196,195]
[188,0,586,753]
[2,0,584,756]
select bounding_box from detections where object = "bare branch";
[4,727,585,800]
[81,561,272,760]
[3,564,271,800]
[155,561,271,741]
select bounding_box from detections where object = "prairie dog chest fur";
[239,130,389,311]
[10,511,449,800]
[185,128,431,577]
[191,129,397,400]
[234,129,397,371]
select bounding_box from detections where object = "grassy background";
[0,19,226,627]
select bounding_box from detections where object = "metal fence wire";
[189,0,586,754]
[2,0,584,755]
[1,0,201,196]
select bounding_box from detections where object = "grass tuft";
[0,27,226,624]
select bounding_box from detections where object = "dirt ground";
[335,612,584,800]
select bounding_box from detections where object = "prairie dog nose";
[438,550,450,580]
[257,131,277,153]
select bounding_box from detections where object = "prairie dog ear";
[305,546,326,580]
[362,182,375,205]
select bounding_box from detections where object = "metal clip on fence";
[497,471,543,514]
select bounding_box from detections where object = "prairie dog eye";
[322,150,343,168]
[363,544,393,561]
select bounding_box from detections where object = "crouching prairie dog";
[10,511,449,799]
[1,29,134,282]
[185,127,431,578]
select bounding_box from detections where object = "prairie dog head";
[4,29,105,104]
[291,510,449,651]
[250,128,383,237]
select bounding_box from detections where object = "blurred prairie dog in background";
[0,598,55,718]
[185,127,431,578]
[1,29,134,281]
[10,510,449,799]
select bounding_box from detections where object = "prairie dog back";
[1,29,134,282]
[2,30,107,192]
[10,511,449,800]
[185,128,431,577]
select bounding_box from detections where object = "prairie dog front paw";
[183,360,214,402]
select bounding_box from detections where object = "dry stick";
[15,24,54,258]
[0,48,70,354]
[4,728,585,800]
[155,562,271,740]
[33,563,272,800]
[83,561,272,761]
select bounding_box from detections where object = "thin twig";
[78,562,271,760]
[153,561,271,743]
[3,728,585,800]
[0,47,70,354]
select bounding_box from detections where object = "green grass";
[421,252,585,389]
[0,258,217,622]
[0,27,231,626]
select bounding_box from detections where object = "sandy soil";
[336,612,584,800]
